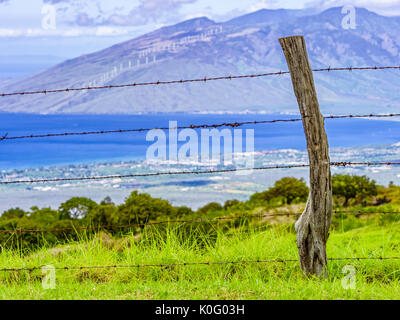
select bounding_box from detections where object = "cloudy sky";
[1,0,400,58]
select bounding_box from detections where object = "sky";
[1,0,400,60]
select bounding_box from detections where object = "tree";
[175,206,194,217]
[332,174,378,206]
[196,202,223,215]
[249,190,274,204]
[268,177,309,205]
[29,207,61,225]
[85,204,117,226]
[59,197,98,219]
[223,200,242,210]
[100,196,114,206]
[1,208,26,220]
[115,191,175,225]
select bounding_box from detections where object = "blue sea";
[1,113,399,169]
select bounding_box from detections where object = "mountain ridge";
[1,7,400,114]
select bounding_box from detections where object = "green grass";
[1,221,400,300]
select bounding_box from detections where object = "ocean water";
[1,113,400,169]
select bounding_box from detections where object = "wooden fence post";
[279,36,333,277]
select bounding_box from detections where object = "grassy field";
[1,219,400,300]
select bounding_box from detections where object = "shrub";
[223,200,242,210]
[114,191,175,225]
[268,177,309,205]
[332,174,378,206]
[59,197,98,219]
[175,206,194,217]
[196,202,223,215]
[1,208,27,220]
[84,204,117,226]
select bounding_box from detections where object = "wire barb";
[1,161,400,185]
[0,133,8,141]
[0,66,399,97]
[0,210,398,235]
[1,256,399,273]
[2,113,400,142]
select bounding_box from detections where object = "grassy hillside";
[1,176,400,299]
[1,222,400,300]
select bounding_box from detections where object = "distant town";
[1,143,399,212]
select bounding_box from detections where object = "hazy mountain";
[1,7,400,115]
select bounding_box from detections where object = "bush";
[1,208,26,220]
[223,200,242,210]
[268,177,309,204]
[84,204,117,226]
[175,206,194,217]
[29,207,61,224]
[332,174,378,206]
[114,191,175,225]
[249,190,273,205]
[196,202,223,215]
[59,197,98,219]
[250,177,309,206]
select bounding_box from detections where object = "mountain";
[226,8,312,26]
[1,7,400,114]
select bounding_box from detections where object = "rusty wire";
[1,256,400,273]
[0,71,290,97]
[335,210,400,215]
[0,212,293,234]
[2,113,400,142]
[0,66,399,98]
[0,162,398,185]
[1,118,302,141]
[0,210,398,235]
[0,164,309,185]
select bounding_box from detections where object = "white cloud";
[44,0,199,27]
[245,0,283,13]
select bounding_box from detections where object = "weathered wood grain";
[279,36,333,277]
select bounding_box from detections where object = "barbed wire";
[0,162,398,185]
[2,113,400,142]
[0,164,309,185]
[1,118,302,141]
[0,210,398,235]
[0,71,290,97]
[1,256,400,272]
[313,66,400,73]
[0,213,292,234]
[0,66,399,98]
[335,210,400,215]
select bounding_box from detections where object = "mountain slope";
[1,7,400,114]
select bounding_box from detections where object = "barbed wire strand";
[0,213,293,234]
[2,113,400,142]
[2,256,400,272]
[1,66,399,97]
[1,162,399,185]
[0,210,399,235]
